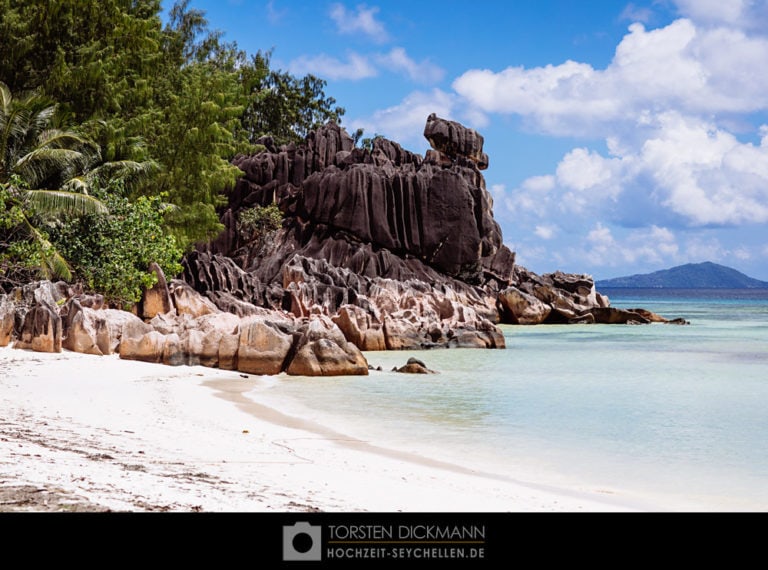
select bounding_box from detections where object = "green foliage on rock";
[238,203,283,241]
[50,182,184,307]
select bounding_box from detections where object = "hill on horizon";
[595,262,768,289]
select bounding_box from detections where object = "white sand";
[0,346,678,512]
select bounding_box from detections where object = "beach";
[0,345,667,513]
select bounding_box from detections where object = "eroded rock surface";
[1,116,684,377]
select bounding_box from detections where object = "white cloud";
[349,89,455,149]
[504,175,555,218]
[288,46,443,85]
[453,18,768,136]
[330,3,389,43]
[641,113,768,226]
[522,175,556,192]
[620,3,654,23]
[733,246,752,260]
[683,236,727,262]
[375,47,445,84]
[509,113,768,229]
[490,183,506,200]
[580,224,680,267]
[672,0,747,26]
[534,225,558,240]
[288,52,377,80]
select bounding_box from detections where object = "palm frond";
[41,248,73,282]
[37,128,96,150]
[86,158,161,186]
[0,82,11,111]
[24,189,109,217]
[60,177,90,194]
[13,147,89,188]
[21,214,73,281]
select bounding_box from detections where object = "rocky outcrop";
[61,299,107,356]
[496,267,688,325]
[0,280,371,376]
[237,316,294,375]
[139,262,173,319]
[286,315,369,376]
[196,115,516,348]
[394,357,438,374]
[1,116,684,378]
[498,287,552,325]
[178,113,681,343]
[424,113,489,170]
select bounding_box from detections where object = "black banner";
[0,510,730,566]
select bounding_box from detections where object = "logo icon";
[283,522,322,561]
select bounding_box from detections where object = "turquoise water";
[249,289,768,511]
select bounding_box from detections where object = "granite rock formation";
[0,280,370,376]
[186,113,680,347]
[0,115,685,378]
[194,114,517,349]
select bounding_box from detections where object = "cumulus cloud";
[375,47,445,84]
[507,113,768,229]
[453,18,768,136]
[468,10,768,241]
[289,46,443,85]
[462,7,768,278]
[288,52,377,80]
[348,89,455,148]
[671,0,768,29]
[579,224,680,267]
[330,3,389,43]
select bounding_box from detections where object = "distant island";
[596,262,768,289]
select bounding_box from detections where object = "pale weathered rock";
[382,313,425,350]
[237,317,293,375]
[286,316,369,376]
[99,309,144,355]
[331,305,386,351]
[218,333,240,370]
[162,333,185,366]
[141,263,173,319]
[15,301,62,353]
[187,312,242,367]
[61,300,103,356]
[498,287,552,325]
[119,330,167,363]
[169,279,220,318]
[0,295,15,347]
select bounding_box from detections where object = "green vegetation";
[50,183,184,308]
[0,0,344,304]
[237,203,283,247]
[1,82,109,283]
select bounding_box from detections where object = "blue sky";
[169,0,768,281]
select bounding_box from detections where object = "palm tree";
[0,81,154,281]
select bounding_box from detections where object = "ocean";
[248,289,768,511]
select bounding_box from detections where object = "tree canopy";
[0,0,345,298]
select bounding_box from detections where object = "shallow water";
[249,289,768,511]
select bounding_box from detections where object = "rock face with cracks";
[1,115,686,377]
